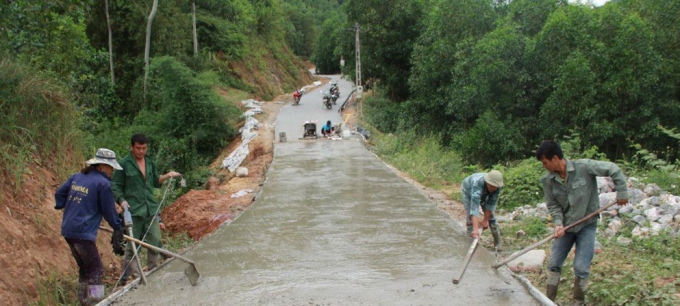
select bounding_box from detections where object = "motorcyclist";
[321,120,335,136]
[293,89,302,103]
[322,91,332,107]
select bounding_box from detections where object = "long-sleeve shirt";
[462,173,501,217]
[55,169,122,241]
[541,159,627,232]
[111,153,162,218]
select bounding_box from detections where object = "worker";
[55,148,125,305]
[112,134,181,284]
[536,140,628,305]
[461,170,504,251]
[321,120,335,137]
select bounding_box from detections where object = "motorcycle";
[323,95,332,109]
[293,95,301,105]
[331,93,338,105]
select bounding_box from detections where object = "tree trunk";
[192,0,198,56]
[105,0,115,85]
[143,0,160,100]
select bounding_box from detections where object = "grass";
[478,216,680,306]
[31,274,79,306]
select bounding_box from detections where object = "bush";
[0,58,87,184]
[494,158,545,210]
[364,95,406,134]
[456,111,526,167]
[139,56,241,174]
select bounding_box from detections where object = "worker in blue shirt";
[321,120,335,137]
[55,148,125,305]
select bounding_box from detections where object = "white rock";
[648,196,662,207]
[599,192,617,208]
[507,250,546,273]
[597,177,615,193]
[632,226,649,237]
[604,228,617,237]
[650,222,665,235]
[643,184,663,196]
[637,198,649,210]
[608,219,623,233]
[645,207,661,222]
[618,204,634,215]
[674,214,680,224]
[632,215,646,226]
[537,202,548,210]
[628,189,647,205]
[658,215,674,225]
[235,167,249,177]
[616,236,632,246]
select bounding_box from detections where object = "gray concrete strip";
[113,76,538,305]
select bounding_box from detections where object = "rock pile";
[499,178,680,241]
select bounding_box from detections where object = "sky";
[570,0,611,6]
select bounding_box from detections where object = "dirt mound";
[162,98,282,241]
[0,166,122,305]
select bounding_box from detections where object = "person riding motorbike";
[293,89,302,105]
[322,91,332,109]
[321,120,335,137]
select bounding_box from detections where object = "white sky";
[569,0,610,6]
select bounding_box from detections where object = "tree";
[144,0,160,100]
[105,0,115,84]
[192,0,198,56]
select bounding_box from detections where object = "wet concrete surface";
[114,76,537,305]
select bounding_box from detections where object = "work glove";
[111,227,125,256]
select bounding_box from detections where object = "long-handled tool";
[123,207,148,285]
[101,226,200,285]
[492,201,618,269]
[452,237,479,284]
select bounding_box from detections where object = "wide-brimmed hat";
[484,170,504,188]
[86,148,122,170]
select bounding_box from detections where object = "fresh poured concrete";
[114,77,537,305]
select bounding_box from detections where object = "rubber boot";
[490,224,503,252]
[546,270,561,302]
[86,285,105,306]
[572,277,587,306]
[147,250,159,271]
[77,283,88,306]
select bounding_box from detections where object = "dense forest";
[1,0,338,187]
[314,0,680,167]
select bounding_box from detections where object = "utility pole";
[354,23,363,116]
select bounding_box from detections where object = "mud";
[114,77,537,305]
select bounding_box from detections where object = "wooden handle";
[100,226,195,265]
[492,201,618,269]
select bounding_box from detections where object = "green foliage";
[340,0,428,100]
[139,56,241,174]
[456,111,526,167]
[363,95,405,133]
[162,231,196,251]
[368,128,467,189]
[0,58,87,186]
[311,11,347,74]
[30,274,79,306]
[494,159,545,209]
[587,232,680,306]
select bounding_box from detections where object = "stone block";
[235,167,249,177]
[507,250,546,273]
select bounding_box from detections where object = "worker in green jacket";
[112,134,181,283]
[536,140,628,305]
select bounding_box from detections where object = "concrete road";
[114,76,537,305]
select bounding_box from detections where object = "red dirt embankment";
[162,97,282,241]
[0,166,122,305]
